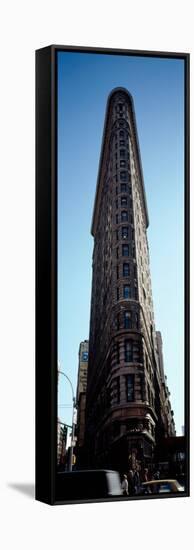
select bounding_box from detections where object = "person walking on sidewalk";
[121,474,129,496]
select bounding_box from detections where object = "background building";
[84,87,175,473]
[76,340,89,465]
[57,420,67,467]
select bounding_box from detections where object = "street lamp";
[58,369,76,472]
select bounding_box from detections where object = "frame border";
[36,44,190,505]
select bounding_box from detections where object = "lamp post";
[58,369,76,472]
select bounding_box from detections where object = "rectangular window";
[120,140,125,146]
[116,214,118,224]
[120,171,127,181]
[116,265,119,279]
[139,374,144,401]
[122,226,128,239]
[133,341,141,362]
[115,199,118,209]
[116,377,120,403]
[135,312,139,329]
[116,247,119,259]
[116,186,118,195]
[119,130,124,137]
[116,229,119,241]
[121,211,128,222]
[123,263,130,277]
[126,374,134,401]
[116,342,120,364]
[117,287,119,301]
[124,311,132,329]
[121,183,127,192]
[124,285,131,299]
[120,149,125,158]
[113,342,120,364]
[116,314,120,330]
[120,160,126,168]
[125,340,133,362]
[121,196,127,206]
[122,244,129,256]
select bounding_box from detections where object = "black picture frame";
[36,44,190,505]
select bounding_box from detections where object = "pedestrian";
[127,469,134,495]
[152,468,160,493]
[121,474,129,496]
[142,467,149,482]
[133,468,141,495]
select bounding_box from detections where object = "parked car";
[56,469,122,501]
[141,479,185,495]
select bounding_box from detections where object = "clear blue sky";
[57,51,184,435]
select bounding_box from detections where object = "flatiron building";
[84,87,175,472]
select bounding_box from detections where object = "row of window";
[115,196,129,207]
[126,374,135,401]
[115,148,129,159]
[115,183,129,194]
[113,130,127,144]
[115,170,128,182]
[116,103,124,112]
[116,311,139,331]
[116,183,127,195]
[117,263,137,279]
[113,339,141,363]
[116,209,133,223]
[117,284,138,301]
[115,218,135,241]
[112,374,136,404]
[116,226,134,240]
[116,244,134,257]
[115,139,126,148]
[115,160,129,169]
